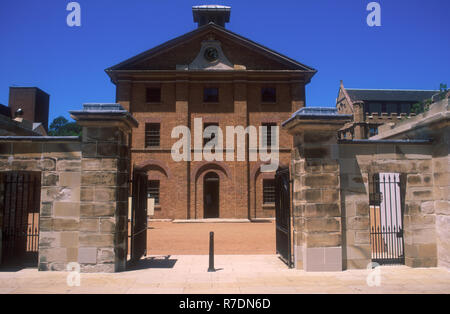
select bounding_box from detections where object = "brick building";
[105,5,316,220]
[8,87,50,132]
[0,87,49,136]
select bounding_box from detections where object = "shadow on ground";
[0,266,35,272]
[127,255,177,271]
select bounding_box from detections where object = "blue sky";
[0,0,449,123]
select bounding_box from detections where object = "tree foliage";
[411,83,448,115]
[48,116,82,136]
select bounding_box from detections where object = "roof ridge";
[346,88,440,92]
[105,24,317,74]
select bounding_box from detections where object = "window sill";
[154,205,162,211]
[263,204,275,210]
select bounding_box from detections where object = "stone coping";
[81,103,125,111]
[70,103,138,128]
[372,98,449,140]
[282,107,353,128]
[338,139,433,145]
[173,219,251,224]
[0,136,80,142]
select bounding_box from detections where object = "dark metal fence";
[130,168,148,264]
[275,167,293,268]
[1,172,41,266]
[369,173,405,265]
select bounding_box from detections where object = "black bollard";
[208,232,215,272]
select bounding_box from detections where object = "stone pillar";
[432,121,450,268]
[353,101,366,139]
[0,174,4,263]
[71,104,138,272]
[284,108,351,271]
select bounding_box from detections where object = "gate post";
[283,108,351,271]
[71,104,138,273]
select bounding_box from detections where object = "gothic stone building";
[336,81,439,140]
[105,6,316,220]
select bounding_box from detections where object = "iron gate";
[130,167,148,263]
[369,173,405,265]
[275,167,293,268]
[1,172,41,266]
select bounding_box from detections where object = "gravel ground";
[145,221,276,255]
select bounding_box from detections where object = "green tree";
[48,116,82,136]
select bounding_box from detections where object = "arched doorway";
[203,172,220,219]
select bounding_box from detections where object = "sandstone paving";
[0,255,449,294]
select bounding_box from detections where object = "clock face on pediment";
[204,47,219,62]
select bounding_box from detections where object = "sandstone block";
[53,202,80,218]
[79,234,114,247]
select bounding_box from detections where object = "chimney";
[193,5,231,28]
[8,87,50,131]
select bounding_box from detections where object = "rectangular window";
[369,126,379,137]
[204,88,219,103]
[146,88,161,103]
[145,123,160,147]
[385,103,397,114]
[262,123,277,147]
[261,87,277,103]
[147,180,160,205]
[369,103,382,115]
[203,122,219,147]
[400,103,411,114]
[263,179,276,204]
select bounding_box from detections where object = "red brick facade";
[106,24,316,220]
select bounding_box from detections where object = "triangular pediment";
[106,24,316,74]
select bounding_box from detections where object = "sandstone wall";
[339,143,437,269]
[0,139,82,271]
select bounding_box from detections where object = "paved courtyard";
[0,255,449,294]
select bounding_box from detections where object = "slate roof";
[292,107,341,117]
[282,107,353,126]
[346,89,439,103]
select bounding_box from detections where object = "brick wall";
[124,76,306,220]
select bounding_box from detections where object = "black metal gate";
[130,167,148,263]
[275,167,293,268]
[1,172,41,266]
[369,173,405,265]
